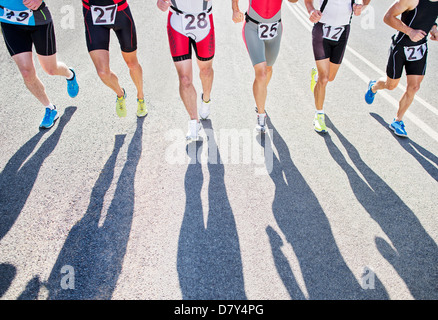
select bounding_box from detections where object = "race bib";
[171,10,211,42]
[404,43,427,61]
[258,22,279,40]
[0,8,33,25]
[322,24,345,42]
[91,4,118,25]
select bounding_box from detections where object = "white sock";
[316,110,324,114]
[45,104,55,110]
[67,69,74,80]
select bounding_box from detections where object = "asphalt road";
[0,0,437,300]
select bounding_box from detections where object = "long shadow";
[46,117,145,299]
[324,116,438,299]
[370,112,438,181]
[177,120,246,299]
[0,107,76,241]
[261,115,388,299]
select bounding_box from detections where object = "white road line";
[285,1,438,142]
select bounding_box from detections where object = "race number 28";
[184,13,209,30]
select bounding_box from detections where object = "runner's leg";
[89,49,125,97]
[175,59,198,121]
[253,62,269,114]
[121,50,144,100]
[196,58,214,102]
[396,74,423,121]
[13,52,51,106]
[37,54,73,78]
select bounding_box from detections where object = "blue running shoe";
[389,119,408,137]
[67,68,79,98]
[365,80,377,105]
[39,106,59,129]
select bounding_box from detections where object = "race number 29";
[1,8,33,25]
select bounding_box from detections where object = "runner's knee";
[386,81,398,91]
[178,74,193,88]
[96,68,112,81]
[406,83,420,94]
[19,66,37,82]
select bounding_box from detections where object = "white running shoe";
[186,119,202,141]
[256,113,267,133]
[199,94,211,120]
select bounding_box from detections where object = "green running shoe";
[116,89,127,118]
[314,112,327,133]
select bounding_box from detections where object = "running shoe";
[311,67,318,93]
[256,113,267,133]
[67,68,79,98]
[39,106,59,129]
[389,119,408,137]
[116,89,127,118]
[365,80,377,105]
[186,119,202,141]
[313,112,327,133]
[137,98,148,118]
[199,94,211,120]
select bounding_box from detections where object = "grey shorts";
[243,18,282,67]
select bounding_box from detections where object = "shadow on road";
[0,263,16,298]
[177,119,247,299]
[370,112,438,181]
[43,117,145,299]
[0,106,77,242]
[260,115,389,299]
[324,115,438,300]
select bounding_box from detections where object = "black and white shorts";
[312,22,350,65]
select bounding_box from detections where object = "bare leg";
[13,52,51,106]
[89,49,124,97]
[313,59,341,111]
[37,53,72,78]
[196,58,214,102]
[253,62,269,114]
[396,75,423,121]
[174,59,198,120]
[121,50,144,100]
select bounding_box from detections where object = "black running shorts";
[1,21,56,56]
[312,22,350,65]
[83,6,137,53]
[386,43,428,79]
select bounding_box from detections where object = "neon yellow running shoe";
[116,89,127,118]
[311,67,318,93]
[313,112,327,133]
[137,98,148,118]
